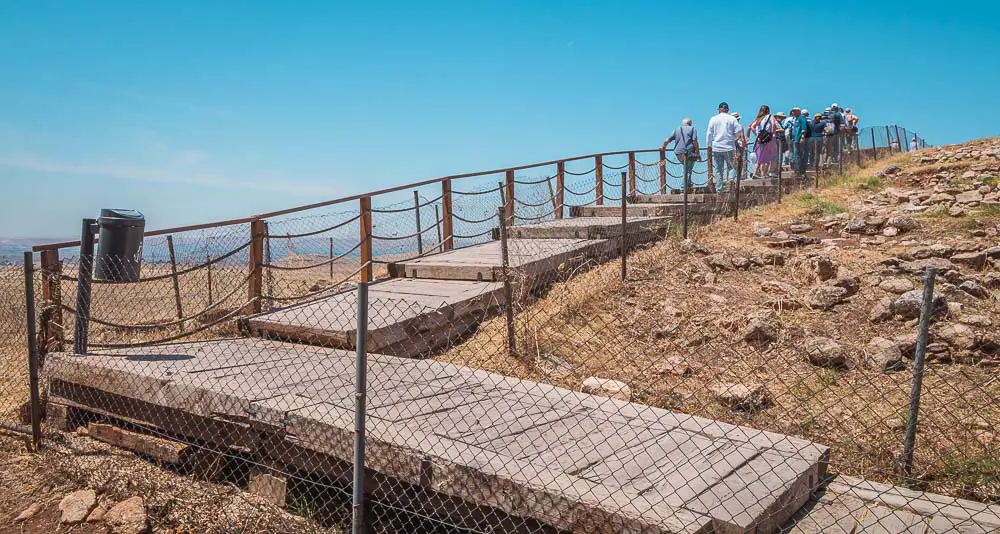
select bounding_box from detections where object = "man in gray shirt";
[663,118,700,192]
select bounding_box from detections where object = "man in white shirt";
[705,102,740,192]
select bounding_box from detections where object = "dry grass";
[441,150,1000,502]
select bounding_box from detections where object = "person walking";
[844,108,860,151]
[748,105,780,178]
[732,111,748,179]
[662,118,701,192]
[830,104,845,162]
[811,113,827,169]
[789,107,808,175]
[705,102,740,192]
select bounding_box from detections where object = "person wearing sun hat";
[774,110,788,167]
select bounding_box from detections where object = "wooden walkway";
[242,278,502,358]
[47,339,829,534]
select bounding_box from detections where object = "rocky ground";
[442,138,1000,503]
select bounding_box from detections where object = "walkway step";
[388,238,612,282]
[503,216,671,240]
[47,339,831,534]
[241,278,502,358]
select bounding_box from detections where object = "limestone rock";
[789,223,813,234]
[910,244,954,260]
[804,337,847,367]
[581,377,631,401]
[830,274,860,296]
[743,318,778,346]
[951,251,987,269]
[711,383,768,410]
[955,190,984,204]
[892,290,948,319]
[87,505,107,523]
[105,497,148,534]
[879,278,914,294]
[959,314,993,327]
[655,356,691,377]
[882,226,900,237]
[15,502,43,522]
[959,280,989,298]
[761,280,797,294]
[868,337,904,372]
[753,222,772,237]
[885,216,918,231]
[59,489,97,525]
[898,257,956,275]
[807,285,849,310]
[935,323,977,350]
[870,297,893,322]
[809,255,838,281]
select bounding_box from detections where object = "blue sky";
[1,0,998,238]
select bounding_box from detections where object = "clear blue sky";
[2,0,998,239]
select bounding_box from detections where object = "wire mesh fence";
[5,126,999,533]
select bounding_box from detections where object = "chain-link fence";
[6,126,999,533]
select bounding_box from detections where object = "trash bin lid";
[100,208,144,220]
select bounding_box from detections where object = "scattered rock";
[743,317,778,346]
[711,383,768,410]
[879,278,914,294]
[15,502,43,522]
[892,290,948,319]
[87,505,108,523]
[949,205,968,217]
[681,239,713,255]
[807,285,849,310]
[661,304,683,317]
[761,280,797,294]
[704,253,733,271]
[708,294,727,304]
[910,244,954,260]
[868,337,905,372]
[804,337,848,367]
[870,297,894,322]
[959,314,993,327]
[809,255,838,281]
[581,377,631,401]
[105,497,148,534]
[925,342,952,362]
[789,223,813,234]
[753,222,772,237]
[655,356,691,377]
[951,251,987,269]
[59,489,97,524]
[959,280,989,298]
[898,257,956,275]
[935,323,977,350]
[885,216,918,231]
[830,274,860,296]
[955,190,984,204]
[882,226,900,237]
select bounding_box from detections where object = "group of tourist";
[663,101,874,192]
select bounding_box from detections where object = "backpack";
[756,115,773,144]
[674,126,696,155]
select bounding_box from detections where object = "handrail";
[31,146,665,252]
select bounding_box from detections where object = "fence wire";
[6,126,1000,534]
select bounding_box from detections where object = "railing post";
[23,251,42,450]
[166,235,184,332]
[902,267,937,478]
[207,254,214,306]
[247,218,265,314]
[329,237,335,278]
[595,155,604,206]
[39,248,63,354]
[628,151,636,198]
[73,218,98,354]
[777,144,783,204]
[555,161,565,219]
[434,205,443,251]
[658,148,667,194]
[497,207,516,358]
[886,125,893,152]
[871,128,878,161]
[413,190,424,254]
[620,172,627,282]
[360,196,373,283]
[734,156,742,221]
[441,179,453,250]
[706,147,713,192]
[504,169,515,224]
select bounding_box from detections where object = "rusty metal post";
[620,172,627,282]
[555,161,565,219]
[734,155,742,221]
[413,190,423,254]
[504,169,515,224]
[871,128,878,161]
[23,252,42,449]
[359,197,373,282]
[658,148,667,194]
[166,235,184,332]
[902,267,937,477]
[434,204,443,251]
[247,218,265,314]
[441,179,453,251]
[628,151,636,198]
[595,155,604,206]
[706,147,714,192]
[39,248,63,353]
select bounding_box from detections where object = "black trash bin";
[94,209,145,282]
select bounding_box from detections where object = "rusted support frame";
[247,218,266,314]
[359,196,373,283]
[555,161,565,219]
[441,179,454,250]
[595,155,603,206]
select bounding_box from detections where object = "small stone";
[947,302,964,316]
[704,253,733,271]
[911,244,954,260]
[898,257,956,275]
[743,318,778,346]
[15,502,43,522]
[804,337,847,367]
[935,323,977,350]
[87,505,107,523]
[656,356,691,377]
[807,285,849,310]
[711,382,768,410]
[870,297,894,322]
[761,280,797,294]
[753,222,772,237]
[886,216,918,231]
[809,255,838,281]
[882,226,900,237]
[868,337,904,372]
[949,205,967,217]
[708,294,727,304]
[830,275,860,296]
[661,304,683,317]
[105,497,148,534]
[789,223,813,233]
[959,280,989,298]
[959,314,993,327]
[879,278,914,294]
[955,190,984,204]
[581,377,631,401]
[892,289,948,319]
[59,489,97,524]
